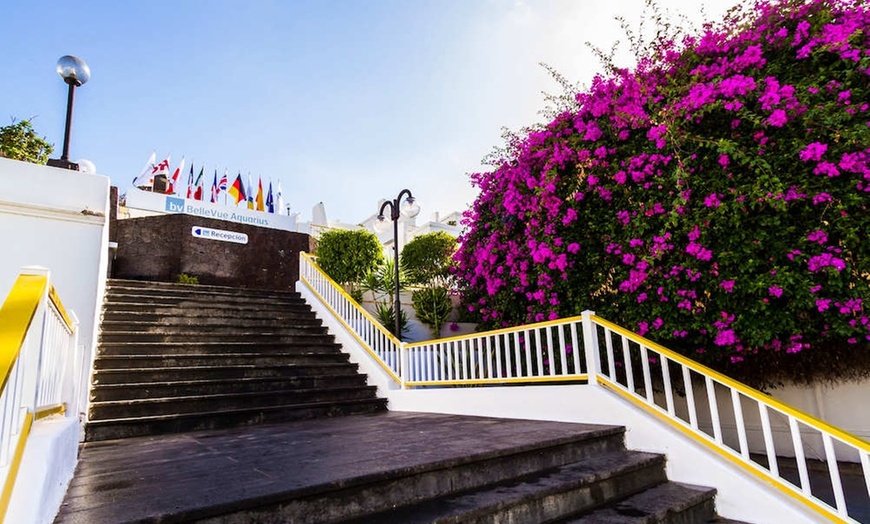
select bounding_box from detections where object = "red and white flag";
[167,156,186,195]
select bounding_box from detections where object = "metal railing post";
[581,310,600,381]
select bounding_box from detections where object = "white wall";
[0,157,110,524]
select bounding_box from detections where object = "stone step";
[84,398,389,441]
[556,481,717,523]
[103,297,311,315]
[89,386,381,419]
[352,451,668,523]
[107,279,302,299]
[99,320,328,335]
[100,312,322,326]
[93,352,350,370]
[98,331,336,344]
[104,292,307,307]
[91,362,363,384]
[90,375,371,402]
[95,341,343,357]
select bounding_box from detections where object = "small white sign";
[191,226,248,244]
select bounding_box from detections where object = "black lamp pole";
[376,189,419,340]
[47,55,90,171]
[59,82,76,162]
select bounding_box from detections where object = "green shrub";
[316,229,383,289]
[401,232,457,287]
[412,286,453,338]
[175,273,199,285]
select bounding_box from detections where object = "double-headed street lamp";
[47,55,90,171]
[373,189,421,340]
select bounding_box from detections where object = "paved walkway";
[54,412,615,524]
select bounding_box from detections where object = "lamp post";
[47,55,90,171]
[373,189,420,340]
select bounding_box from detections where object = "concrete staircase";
[86,279,387,441]
[71,280,746,523]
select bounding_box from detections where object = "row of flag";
[132,152,286,214]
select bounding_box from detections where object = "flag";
[228,173,246,204]
[186,163,195,199]
[150,156,171,191]
[167,156,185,195]
[265,181,274,213]
[246,175,255,210]
[218,169,229,193]
[210,170,219,203]
[275,180,285,215]
[193,167,204,201]
[132,151,156,187]
[255,178,265,211]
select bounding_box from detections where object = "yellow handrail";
[591,315,870,452]
[0,274,48,392]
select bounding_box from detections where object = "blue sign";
[165,197,185,213]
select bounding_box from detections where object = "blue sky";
[1,0,731,224]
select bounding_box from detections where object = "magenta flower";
[799,142,828,162]
[767,109,788,127]
[806,230,828,244]
[769,286,783,298]
[704,193,721,208]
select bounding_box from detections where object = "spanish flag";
[255,177,265,211]
[228,173,246,205]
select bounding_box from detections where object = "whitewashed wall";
[0,157,110,524]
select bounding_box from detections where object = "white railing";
[299,253,402,383]
[589,315,869,524]
[299,252,870,523]
[404,318,588,386]
[0,268,79,519]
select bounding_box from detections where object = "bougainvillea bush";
[455,0,869,386]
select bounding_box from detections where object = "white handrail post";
[20,267,51,416]
[581,310,600,380]
[399,342,408,390]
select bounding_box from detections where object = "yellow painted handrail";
[591,315,870,452]
[300,252,401,346]
[0,274,48,392]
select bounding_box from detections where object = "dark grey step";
[93,352,350,370]
[95,341,343,357]
[258,450,667,524]
[558,481,717,523]
[107,279,301,298]
[104,293,306,307]
[99,321,329,335]
[84,398,389,441]
[90,375,371,402]
[98,332,336,344]
[100,314,322,327]
[89,386,380,419]
[92,363,362,384]
[103,297,311,315]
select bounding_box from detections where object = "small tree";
[315,229,383,297]
[401,231,457,287]
[0,119,53,164]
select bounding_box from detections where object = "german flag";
[228,173,246,205]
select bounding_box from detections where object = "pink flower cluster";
[455,0,870,379]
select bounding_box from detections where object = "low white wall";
[300,281,826,523]
[6,417,81,524]
[0,157,110,523]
